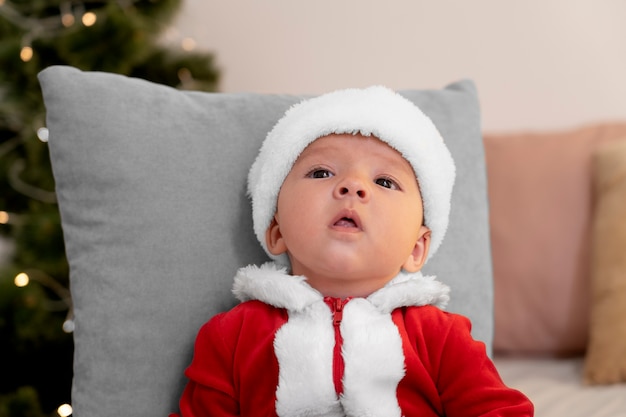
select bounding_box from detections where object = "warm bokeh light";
[14,272,30,287]
[82,12,97,27]
[61,13,75,27]
[57,403,73,417]
[62,319,75,333]
[19,46,33,62]
[37,127,49,142]
[0,211,9,224]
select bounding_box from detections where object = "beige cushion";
[583,138,626,384]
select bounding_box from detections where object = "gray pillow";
[39,66,492,417]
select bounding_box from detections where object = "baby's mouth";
[334,217,358,228]
[331,210,362,230]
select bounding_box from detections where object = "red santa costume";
[174,263,533,416]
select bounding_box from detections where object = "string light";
[82,11,96,26]
[0,210,21,225]
[163,28,201,56]
[57,403,73,417]
[14,272,30,287]
[2,0,195,63]
[61,13,74,27]
[60,2,75,27]
[62,319,75,333]
[0,0,149,63]
[19,45,33,62]
[37,127,49,142]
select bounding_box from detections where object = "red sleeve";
[174,313,240,417]
[435,312,534,417]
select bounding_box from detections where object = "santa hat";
[248,86,456,266]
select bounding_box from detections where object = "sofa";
[38,66,626,417]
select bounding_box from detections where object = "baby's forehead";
[297,132,405,159]
[295,133,415,173]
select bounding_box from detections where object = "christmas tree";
[0,1,219,415]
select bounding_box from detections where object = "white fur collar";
[232,262,450,417]
[232,261,450,312]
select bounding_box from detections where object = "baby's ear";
[402,226,431,273]
[265,216,288,255]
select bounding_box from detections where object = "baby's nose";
[334,179,369,201]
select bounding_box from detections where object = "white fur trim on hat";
[248,86,456,266]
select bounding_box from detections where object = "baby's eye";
[375,177,399,190]
[307,168,333,179]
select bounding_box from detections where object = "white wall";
[172,0,626,132]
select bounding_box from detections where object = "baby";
[173,87,533,416]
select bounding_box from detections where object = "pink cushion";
[484,123,626,356]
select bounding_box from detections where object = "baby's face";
[266,133,430,298]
